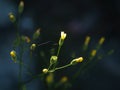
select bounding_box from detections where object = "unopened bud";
[30,43,36,51]
[99,37,105,45]
[70,57,83,65]
[61,31,67,40]
[43,68,48,74]
[10,50,16,57]
[91,50,97,57]
[9,13,16,23]
[75,57,83,63]
[10,50,17,63]
[33,28,40,40]
[18,1,24,14]
[84,36,91,46]
[60,76,68,83]
[46,73,54,84]
[21,36,31,43]
[59,31,67,46]
[50,56,58,64]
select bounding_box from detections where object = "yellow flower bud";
[59,31,67,46]
[10,50,17,63]
[61,31,67,40]
[99,37,105,45]
[43,68,48,74]
[75,57,83,63]
[30,43,36,51]
[10,50,16,58]
[18,1,24,14]
[9,13,16,23]
[91,49,97,57]
[70,57,83,65]
[84,36,91,46]
[60,76,68,83]
[21,36,31,43]
[50,56,58,64]
[33,28,40,40]
[46,73,54,84]
[25,36,31,43]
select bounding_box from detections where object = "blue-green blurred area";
[0,0,120,90]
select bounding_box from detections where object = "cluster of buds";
[42,31,84,74]
[9,1,24,23]
[43,31,67,74]
[42,56,58,74]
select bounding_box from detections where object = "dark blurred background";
[0,0,120,90]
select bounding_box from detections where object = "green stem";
[16,61,32,75]
[48,63,52,70]
[47,64,72,73]
[57,45,62,57]
[54,64,71,71]
[51,45,62,70]
[72,58,95,82]
[73,63,86,79]
[18,44,23,90]
[23,73,44,84]
[14,13,23,90]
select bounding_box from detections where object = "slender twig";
[57,45,61,57]
[55,64,71,70]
